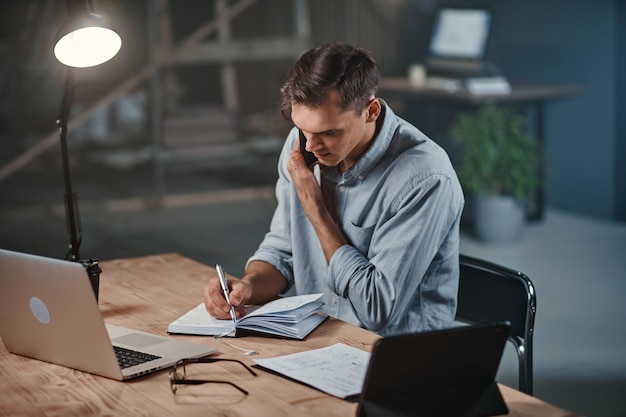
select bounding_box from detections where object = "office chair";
[456,254,537,395]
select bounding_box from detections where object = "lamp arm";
[56,68,82,261]
[66,0,92,17]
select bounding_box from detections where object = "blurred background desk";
[378,77,584,220]
[379,77,583,105]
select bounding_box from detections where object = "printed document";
[254,343,371,398]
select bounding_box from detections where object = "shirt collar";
[322,99,397,184]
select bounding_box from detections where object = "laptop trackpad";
[113,333,166,348]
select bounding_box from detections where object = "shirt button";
[331,297,338,304]
[358,175,364,181]
[339,186,346,192]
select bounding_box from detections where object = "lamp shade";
[54,13,121,68]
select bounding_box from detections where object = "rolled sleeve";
[328,173,463,334]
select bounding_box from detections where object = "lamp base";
[79,259,102,302]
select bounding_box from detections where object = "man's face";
[291,90,379,172]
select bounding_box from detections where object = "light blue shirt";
[248,102,464,336]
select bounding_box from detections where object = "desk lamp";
[53,0,122,300]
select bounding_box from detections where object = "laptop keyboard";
[114,346,162,369]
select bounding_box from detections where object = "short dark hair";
[280,42,380,122]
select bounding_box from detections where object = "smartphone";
[299,129,318,167]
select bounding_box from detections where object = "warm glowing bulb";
[54,26,122,68]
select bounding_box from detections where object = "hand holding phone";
[299,129,318,168]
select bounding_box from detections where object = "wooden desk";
[1,253,577,417]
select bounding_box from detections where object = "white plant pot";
[473,194,525,242]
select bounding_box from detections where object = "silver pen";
[216,264,237,324]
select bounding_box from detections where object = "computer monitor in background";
[426,7,492,77]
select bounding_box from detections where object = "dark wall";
[617,1,626,221]
[490,0,618,220]
[405,0,622,220]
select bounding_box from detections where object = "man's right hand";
[202,274,250,320]
[201,261,288,319]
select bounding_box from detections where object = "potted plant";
[449,102,542,242]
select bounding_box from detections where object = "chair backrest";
[456,254,537,395]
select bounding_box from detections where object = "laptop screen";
[429,8,492,60]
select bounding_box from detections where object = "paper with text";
[254,343,371,398]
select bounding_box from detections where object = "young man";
[203,42,464,336]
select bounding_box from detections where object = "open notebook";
[168,293,326,339]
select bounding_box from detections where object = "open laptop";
[357,322,511,417]
[0,248,216,380]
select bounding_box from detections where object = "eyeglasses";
[169,357,258,396]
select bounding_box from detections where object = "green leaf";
[450,102,543,201]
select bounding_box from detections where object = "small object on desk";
[212,337,259,356]
[423,76,464,93]
[168,293,326,339]
[465,76,512,95]
[254,343,371,399]
[216,263,237,323]
[408,63,426,87]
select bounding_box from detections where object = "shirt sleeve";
[327,173,463,333]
